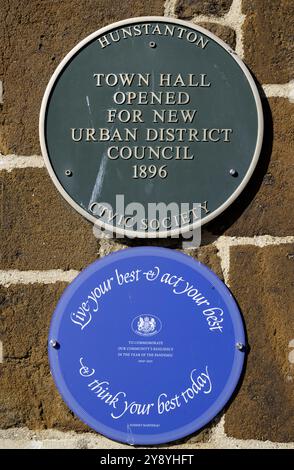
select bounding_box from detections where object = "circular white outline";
[39,16,264,239]
[48,246,246,445]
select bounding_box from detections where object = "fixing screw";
[236,342,245,351]
[50,339,59,349]
[65,169,72,177]
[149,41,156,48]
[229,168,238,177]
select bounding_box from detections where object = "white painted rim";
[39,16,264,239]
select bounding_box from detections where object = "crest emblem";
[131,315,162,337]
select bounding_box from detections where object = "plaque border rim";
[39,16,264,238]
[48,246,246,445]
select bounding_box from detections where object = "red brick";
[225,244,294,442]
[242,0,294,83]
[0,283,90,431]
[175,0,233,19]
[208,98,294,237]
[0,168,99,270]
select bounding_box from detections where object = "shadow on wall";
[206,75,273,239]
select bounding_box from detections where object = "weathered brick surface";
[0,0,164,155]
[0,283,90,431]
[0,168,99,270]
[208,98,294,237]
[198,22,236,49]
[175,0,233,19]
[225,244,294,442]
[182,244,223,280]
[242,0,294,83]
[0,0,293,448]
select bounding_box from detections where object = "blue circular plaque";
[48,247,245,445]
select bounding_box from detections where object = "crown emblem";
[131,315,162,337]
[137,316,156,334]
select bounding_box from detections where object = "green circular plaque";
[40,17,263,238]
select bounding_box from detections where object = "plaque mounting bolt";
[149,41,156,48]
[236,342,245,351]
[50,339,59,349]
[229,168,238,177]
[65,169,72,177]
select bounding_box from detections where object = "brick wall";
[0,0,293,449]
